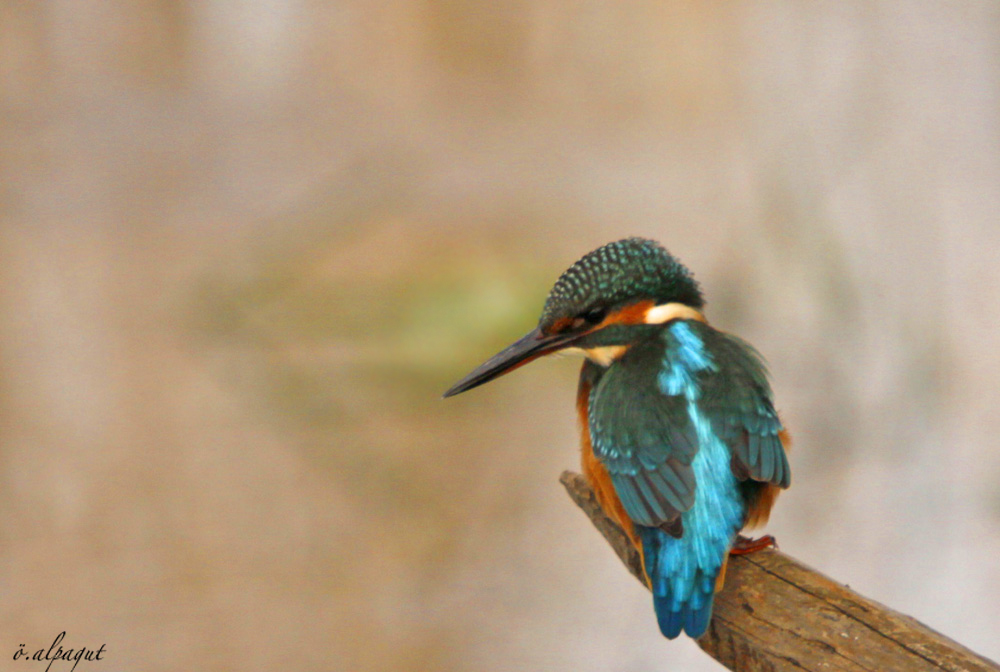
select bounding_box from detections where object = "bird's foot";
[731,534,777,555]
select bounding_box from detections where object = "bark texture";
[560,470,999,672]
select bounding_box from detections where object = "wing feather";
[589,320,790,533]
[589,344,697,528]
[690,325,791,489]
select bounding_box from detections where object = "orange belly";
[577,373,641,553]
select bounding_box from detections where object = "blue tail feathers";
[639,524,732,639]
[652,579,716,639]
[635,320,752,640]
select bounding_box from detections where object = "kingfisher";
[443,237,791,640]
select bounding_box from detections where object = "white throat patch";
[582,346,628,366]
[560,346,628,367]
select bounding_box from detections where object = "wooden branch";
[560,471,1000,672]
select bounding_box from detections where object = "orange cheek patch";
[549,299,660,337]
[546,316,574,334]
[598,300,656,328]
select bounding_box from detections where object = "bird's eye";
[582,307,607,324]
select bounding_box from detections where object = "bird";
[443,237,791,640]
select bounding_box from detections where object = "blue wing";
[587,343,698,529]
[588,321,790,528]
[589,319,790,639]
[689,324,791,489]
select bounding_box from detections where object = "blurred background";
[2,2,999,671]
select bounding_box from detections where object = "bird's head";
[443,237,705,397]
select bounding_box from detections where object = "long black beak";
[443,327,576,398]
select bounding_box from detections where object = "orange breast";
[577,370,642,554]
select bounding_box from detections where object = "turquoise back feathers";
[587,319,790,638]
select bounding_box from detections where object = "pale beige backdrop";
[2,3,999,671]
